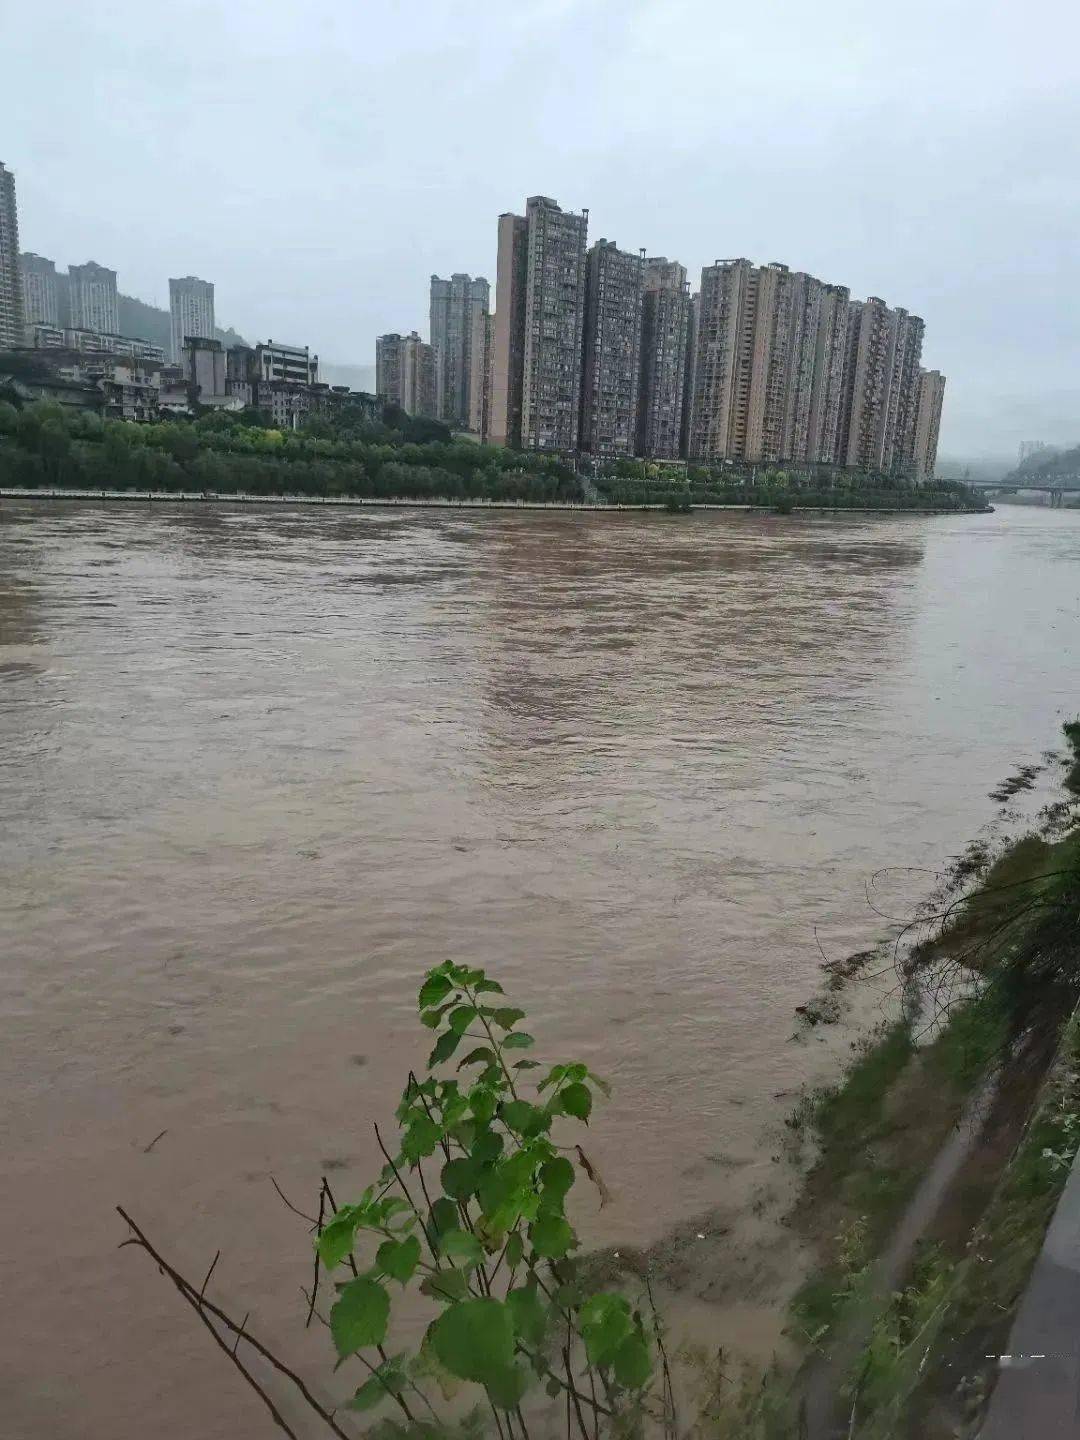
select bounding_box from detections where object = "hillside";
[116,293,249,353]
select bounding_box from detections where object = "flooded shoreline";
[2,501,1079,1437]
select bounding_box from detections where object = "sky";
[3,0,1078,459]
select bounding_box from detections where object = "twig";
[372,1124,443,1270]
[646,1274,678,1439]
[270,1174,319,1227]
[143,1129,168,1153]
[199,1250,220,1302]
[308,1184,327,1328]
[117,1206,351,1438]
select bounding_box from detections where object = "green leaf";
[441,1157,481,1199]
[448,1005,478,1034]
[458,1046,496,1070]
[441,1229,484,1269]
[501,1100,546,1136]
[588,1068,612,1097]
[347,1355,408,1412]
[402,1113,443,1162]
[507,1285,549,1347]
[580,1294,634,1368]
[558,1083,592,1122]
[490,1007,525,1030]
[478,1165,516,1216]
[428,1197,459,1242]
[419,974,454,1010]
[429,1298,515,1385]
[513,1059,541,1070]
[474,978,505,994]
[429,1029,463,1068]
[421,1002,454,1029]
[330,1277,390,1359]
[502,1032,534,1050]
[470,1088,497,1125]
[537,1064,566,1094]
[505,1231,525,1269]
[485,1360,531,1410]
[471,1129,504,1166]
[529,1214,576,1259]
[318,1209,361,1270]
[540,1157,575,1198]
[379,1196,414,1222]
[376,1234,421,1285]
[545,1376,562,1399]
[613,1333,652,1389]
[420,1268,470,1303]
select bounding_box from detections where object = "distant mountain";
[319,361,376,393]
[116,293,249,353]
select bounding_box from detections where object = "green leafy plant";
[315,961,656,1435]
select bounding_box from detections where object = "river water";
[2,500,1079,1437]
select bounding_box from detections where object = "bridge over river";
[967,475,1080,507]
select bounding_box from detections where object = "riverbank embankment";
[0,487,990,516]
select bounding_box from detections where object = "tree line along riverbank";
[0,399,987,513]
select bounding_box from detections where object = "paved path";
[980,1149,1080,1437]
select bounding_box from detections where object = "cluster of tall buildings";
[0,160,376,428]
[378,193,945,480]
[1,165,217,366]
[1,159,947,477]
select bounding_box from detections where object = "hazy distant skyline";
[4,0,1078,458]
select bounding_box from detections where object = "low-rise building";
[26,324,165,363]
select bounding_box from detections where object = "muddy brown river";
[2,499,1079,1438]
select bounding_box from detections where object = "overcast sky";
[4,0,1078,457]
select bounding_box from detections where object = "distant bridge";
[966,476,1080,508]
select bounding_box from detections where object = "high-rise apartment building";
[688,258,754,463]
[487,197,590,453]
[169,276,215,362]
[689,259,925,475]
[578,240,644,457]
[20,252,59,328]
[913,369,946,480]
[838,298,924,474]
[376,331,437,418]
[0,163,25,349]
[68,261,119,336]
[489,197,588,453]
[681,291,699,461]
[430,273,489,428]
[488,214,529,448]
[636,259,691,460]
[804,283,851,464]
[468,308,493,439]
[520,196,587,452]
